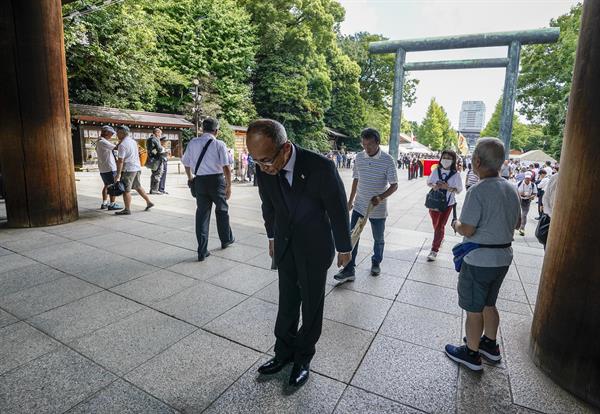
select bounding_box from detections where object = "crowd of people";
[93,118,557,386]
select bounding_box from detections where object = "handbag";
[107,181,125,197]
[188,139,214,198]
[535,213,551,246]
[425,168,455,212]
[452,241,512,272]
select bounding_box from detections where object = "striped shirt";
[466,169,480,188]
[352,149,398,219]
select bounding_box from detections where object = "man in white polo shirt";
[96,125,122,211]
[114,125,154,215]
[334,128,398,283]
[183,118,234,261]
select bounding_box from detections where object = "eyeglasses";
[254,145,284,167]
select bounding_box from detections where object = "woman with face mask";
[426,150,464,261]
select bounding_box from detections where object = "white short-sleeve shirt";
[427,167,463,206]
[117,136,141,172]
[97,138,116,173]
[182,133,229,176]
[352,149,398,219]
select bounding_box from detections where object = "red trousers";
[429,205,453,252]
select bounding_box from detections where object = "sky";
[338,0,580,128]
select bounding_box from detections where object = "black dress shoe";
[198,252,211,262]
[257,357,291,375]
[221,237,235,249]
[289,363,310,387]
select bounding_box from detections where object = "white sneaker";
[427,251,437,262]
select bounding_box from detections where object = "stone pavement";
[0,166,596,413]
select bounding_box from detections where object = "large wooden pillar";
[530,0,600,408]
[0,0,78,227]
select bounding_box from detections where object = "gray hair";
[474,138,505,172]
[202,117,220,133]
[116,125,130,135]
[247,119,288,147]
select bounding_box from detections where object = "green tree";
[418,98,453,151]
[518,3,581,159]
[63,2,161,110]
[338,32,419,110]
[481,97,548,152]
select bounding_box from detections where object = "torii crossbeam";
[368,28,560,159]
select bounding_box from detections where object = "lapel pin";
[301,174,305,179]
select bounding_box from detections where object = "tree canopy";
[417,98,456,151]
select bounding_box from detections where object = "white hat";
[525,172,532,178]
[101,125,116,135]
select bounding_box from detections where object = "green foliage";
[338,32,419,110]
[481,97,549,153]
[418,98,454,151]
[517,3,581,159]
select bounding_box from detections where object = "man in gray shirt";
[446,138,521,371]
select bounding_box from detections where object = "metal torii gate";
[368,28,560,160]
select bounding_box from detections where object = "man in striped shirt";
[334,128,398,283]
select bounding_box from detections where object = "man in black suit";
[246,119,352,387]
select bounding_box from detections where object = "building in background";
[458,101,486,151]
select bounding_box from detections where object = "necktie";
[278,170,292,210]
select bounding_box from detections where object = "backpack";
[425,168,456,212]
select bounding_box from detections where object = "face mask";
[440,159,452,169]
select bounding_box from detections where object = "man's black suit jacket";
[257,145,352,268]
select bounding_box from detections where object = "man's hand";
[347,200,354,211]
[225,186,232,200]
[371,195,382,206]
[114,174,121,182]
[337,252,351,268]
[268,239,274,258]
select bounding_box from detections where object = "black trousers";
[194,174,233,258]
[274,246,328,365]
[150,158,164,192]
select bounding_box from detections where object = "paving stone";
[312,319,374,383]
[334,386,421,414]
[504,265,520,281]
[496,299,533,316]
[324,288,393,332]
[111,269,197,304]
[523,283,539,305]
[0,247,11,256]
[144,229,198,250]
[208,263,277,295]
[0,347,115,414]
[516,265,542,285]
[0,309,18,329]
[513,253,544,268]
[383,245,421,262]
[457,363,514,413]
[29,291,143,341]
[67,379,177,414]
[66,256,159,288]
[246,252,273,270]
[165,255,238,281]
[501,313,594,413]
[204,357,346,414]
[0,232,71,253]
[397,280,461,316]
[498,279,528,303]
[204,297,277,351]
[416,249,456,269]
[69,309,196,376]
[0,253,36,274]
[125,330,260,413]
[0,228,47,243]
[408,262,458,289]
[154,281,247,326]
[352,335,457,413]
[42,221,109,241]
[356,257,413,279]
[0,263,66,297]
[0,322,60,375]
[337,272,404,300]
[380,302,461,351]
[210,243,264,262]
[0,276,102,319]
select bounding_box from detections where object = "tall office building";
[458,101,486,150]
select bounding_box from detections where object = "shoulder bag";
[188,139,214,198]
[425,168,456,212]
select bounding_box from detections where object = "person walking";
[445,138,520,371]
[535,169,549,220]
[334,128,398,283]
[146,128,166,194]
[114,125,154,215]
[183,118,235,261]
[247,119,352,388]
[96,125,122,211]
[517,172,537,236]
[426,150,463,261]
[158,136,169,194]
[465,163,480,190]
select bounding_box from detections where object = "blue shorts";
[100,171,116,186]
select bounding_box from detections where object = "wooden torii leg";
[530,0,600,408]
[0,0,78,227]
